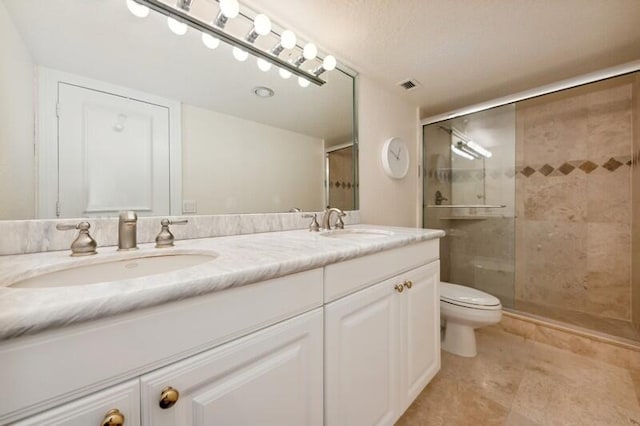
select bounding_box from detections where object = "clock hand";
[390,148,400,160]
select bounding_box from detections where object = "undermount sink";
[320,229,395,240]
[9,253,217,289]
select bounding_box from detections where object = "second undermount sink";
[9,253,217,289]
[320,228,395,240]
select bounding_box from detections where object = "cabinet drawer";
[324,239,438,302]
[13,379,140,426]
[140,308,323,426]
[0,268,323,423]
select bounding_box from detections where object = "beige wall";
[358,76,419,227]
[0,2,34,219]
[181,104,324,214]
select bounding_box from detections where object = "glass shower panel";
[423,104,516,308]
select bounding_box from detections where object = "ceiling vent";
[398,79,420,91]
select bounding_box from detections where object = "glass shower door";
[423,104,516,308]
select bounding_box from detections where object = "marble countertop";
[0,225,444,341]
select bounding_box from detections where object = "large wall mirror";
[0,0,357,220]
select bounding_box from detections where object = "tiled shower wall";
[515,75,635,322]
[327,146,356,211]
[633,74,640,331]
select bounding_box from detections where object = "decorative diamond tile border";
[579,161,598,174]
[602,158,623,172]
[539,164,554,176]
[517,157,632,177]
[558,163,575,175]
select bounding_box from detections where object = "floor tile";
[397,325,640,426]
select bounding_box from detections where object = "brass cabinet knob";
[101,409,125,426]
[394,284,404,293]
[159,386,180,409]
[404,280,413,289]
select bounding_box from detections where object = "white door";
[57,83,171,217]
[399,261,441,413]
[324,277,401,426]
[140,309,323,426]
[13,380,140,426]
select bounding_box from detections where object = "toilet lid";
[440,282,501,309]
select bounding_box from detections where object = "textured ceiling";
[244,0,640,117]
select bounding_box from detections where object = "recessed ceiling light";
[253,86,274,98]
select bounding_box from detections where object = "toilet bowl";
[440,282,502,357]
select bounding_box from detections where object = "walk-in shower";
[423,71,640,344]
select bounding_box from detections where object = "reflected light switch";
[183,200,197,214]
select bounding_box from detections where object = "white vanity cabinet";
[1,236,442,426]
[139,308,324,426]
[12,380,140,426]
[324,240,440,426]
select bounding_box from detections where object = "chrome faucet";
[435,190,448,205]
[118,211,138,251]
[322,207,347,230]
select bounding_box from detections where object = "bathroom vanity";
[0,225,443,425]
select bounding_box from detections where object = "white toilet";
[440,282,502,357]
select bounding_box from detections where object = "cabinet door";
[140,308,323,426]
[325,277,401,426]
[399,261,440,413]
[13,380,140,426]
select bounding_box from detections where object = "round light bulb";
[253,14,271,36]
[167,17,187,35]
[126,0,149,18]
[322,55,337,71]
[257,58,272,72]
[219,0,239,18]
[201,33,220,49]
[280,30,297,49]
[232,47,249,62]
[298,77,310,88]
[279,68,292,79]
[303,43,317,60]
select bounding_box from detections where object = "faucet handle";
[302,213,320,232]
[156,219,188,248]
[56,221,97,256]
[335,212,347,229]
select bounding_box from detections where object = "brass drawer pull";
[101,409,124,426]
[404,280,413,289]
[394,284,404,293]
[159,386,180,409]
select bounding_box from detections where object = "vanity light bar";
[451,128,492,159]
[133,0,327,86]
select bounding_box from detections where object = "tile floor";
[397,325,640,426]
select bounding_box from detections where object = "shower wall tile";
[523,173,587,222]
[586,83,633,159]
[515,75,635,326]
[520,220,588,312]
[521,94,588,164]
[586,167,631,223]
[585,222,632,320]
[632,74,640,330]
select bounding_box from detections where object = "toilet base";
[442,322,477,357]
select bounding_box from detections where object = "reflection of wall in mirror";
[0,2,34,219]
[182,105,324,214]
[327,146,355,210]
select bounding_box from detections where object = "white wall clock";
[381,137,410,179]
